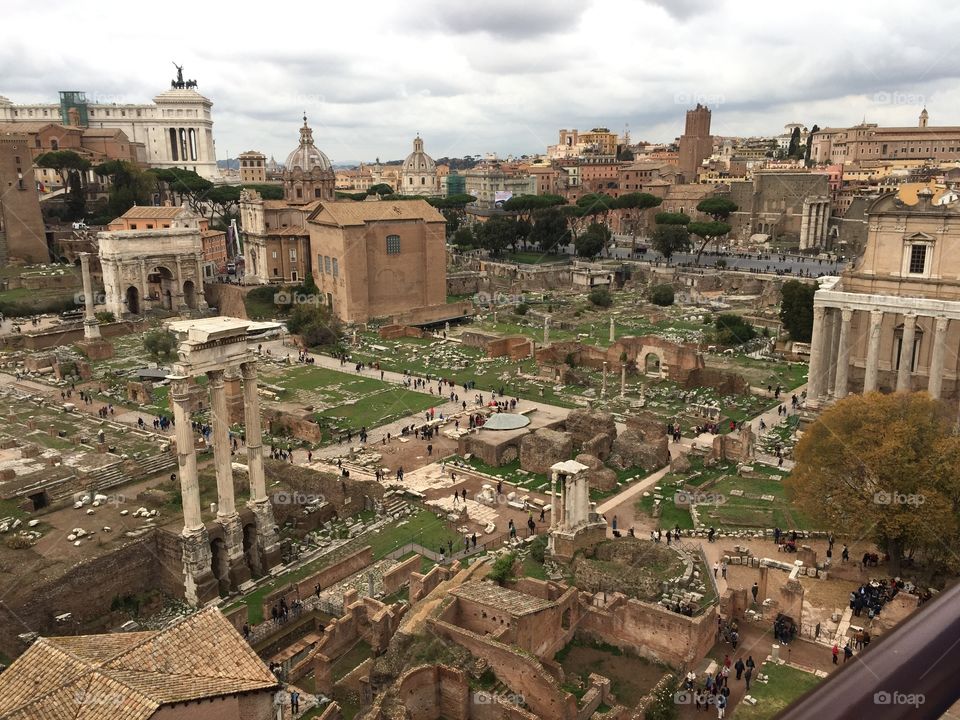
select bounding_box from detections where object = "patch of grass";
[365,509,460,560]
[732,663,822,719]
[502,252,569,265]
[331,639,372,682]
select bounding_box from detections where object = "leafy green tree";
[487,552,516,585]
[692,197,738,264]
[36,150,91,220]
[205,185,243,225]
[805,124,819,165]
[779,279,816,342]
[787,126,801,158]
[427,193,477,236]
[575,222,610,259]
[285,302,343,350]
[242,183,284,200]
[649,284,675,306]
[653,211,691,226]
[714,314,756,345]
[452,227,475,248]
[615,192,662,253]
[367,183,394,197]
[788,392,960,577]
[528,207,569,253]
[94,160,155,220]
[688,220,732,264]
[476,216,517,256]
[576,192,616,220]
[561,204,589,240]
[588,287,613,307]
[143,329,177,361]
[502,194,566,223]
[148,168,213,213]
[650,224,691,261]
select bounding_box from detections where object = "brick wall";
[261,546,373,619]
[382,553,422,595]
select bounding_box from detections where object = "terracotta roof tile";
[119,206,186,220]
[309,199,445,226]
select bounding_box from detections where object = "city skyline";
[2,0,958,164]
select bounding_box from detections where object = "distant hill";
[217,158,240,170]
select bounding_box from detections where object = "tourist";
[721,561,727,580]
[611,515,618,532]
[708,527,715,543]
[844,642,853,663]
[716,692,726,718]
[842,544,849,563]
[752,582,759,604]
[744,665,753,691]
[694,688,705,711]
[242,623,250,640]
[713,562,719,578]
[831,643,839,664]
[734,657,745,680]
[539,507,545,522]
[471,533,477,549]
[730,630,739,649]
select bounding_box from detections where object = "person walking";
[751,582,759,604]
[713,561,719,578]
[716,693,727,719]
[290,689,300,715]
[721,561,727,580]
[734,657,745,681]
[744,665,753,691]
[844,643,853,663]
[832,643,839,665]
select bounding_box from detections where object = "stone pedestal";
[218,511,252,589]
[76,338,115,360]
[181,526,218,606]
[248,497,282,573]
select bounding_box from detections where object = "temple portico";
[168,317,281,604]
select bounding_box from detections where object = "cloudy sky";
[3,0,958,164]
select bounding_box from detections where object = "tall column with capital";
[833,308,853,399]
[609,316,615,343]
[241,360,280,573]
[79,253,101,340]
[896,314,917,392]
[207,369,251,589]
[139,259,149,306]
[171,377,217,605]
[805,305,827,405]
[928,316,949,399]
[863,310,884,392]
[174,257,186,312]
[825,309,841,397]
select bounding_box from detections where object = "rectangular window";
[272,251,278,259]
[386,235,401,255]
[318,254,324,273]
[909,245,927,274]
[332,258,339,277]
[325,256,332,273]
[289,248,297,262]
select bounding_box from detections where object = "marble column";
[559,475,565,529]
[171,379,202,532]
[174,257,186,311]
[928,316,949,399]
[139,259,149,303]
[896,314,917,392]
[819,202,830,247]
[601,361,607,399]
[833,307,853,399]
[207,370,236,518]
[241,360,280,572]
[620,365,626,398]
[863,310,884,393]
[825,309,841,397]
[79,253,101,340]
[799,202,812,250]
[543,316,550,345]
[609,316,615,343]
[805,306,827,405]
[549,473,556,529]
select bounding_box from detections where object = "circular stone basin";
[482,413,530,431]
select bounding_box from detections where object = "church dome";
[402,136,435,173]
[285,115,332,173]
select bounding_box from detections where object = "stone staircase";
[382,491,407,518]
[86,451,177,493]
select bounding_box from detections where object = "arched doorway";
[210,537,230,597]
[644,352,661,377]
[183,279,197,310]
[125,286,140,315]
[243,523,263,579]
[147,266,176,310]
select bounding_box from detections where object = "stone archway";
[210,537,230,597]
[644,352,662,377]
[148,265,177,310]
[183,279,197,310]
[126,285,141,315]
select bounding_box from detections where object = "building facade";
[0,72,220,179]
[807,187,960,407]
[727,171,831,248]
[239,150,267,183]
[0,132,47,264]
[308,199,448,323]
[810,111,960,166]
[678,104,713,182]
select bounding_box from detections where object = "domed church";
[400,135,440,196]
[283,115,336,204]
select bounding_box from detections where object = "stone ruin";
[520,428,573,474]
[608,413,669,472]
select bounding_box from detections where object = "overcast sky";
[3,0,958,165]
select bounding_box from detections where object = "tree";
[588,287,613,307]
[502,194,566,223]
[148,168,213,213]
[787,126,801,158]
[452,227,475,249]
[367,183,393,197]
[475,216,517,256]
[528,207,569,253]
[575,222,610,259]
[427,193,477,236]
[36,150,91,220]
[615,192,662,253]
[714,314,756,345]
[487,552,516,585]
[787,392,960,577]
[693,197,738,264]
[243,183,284,200]
[688,220,732,265]
[779,280,816,342]
[650,224,691,261]
[93,160,155,221]
[649,284,675,306]
[204,185,243,226]
[286,302,343,351]
[143,329,177,361]
[576,192,616,221]
[653,211,691,226]
[561,204,590,242]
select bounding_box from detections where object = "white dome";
[402,136,435,173]
[285,116,331,173]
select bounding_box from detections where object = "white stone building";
[400,135,440,196]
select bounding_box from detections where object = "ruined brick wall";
[262,546,374,619]
[577,596,717,668]
[410,564,452,602]
[379,325,424,340]
[0,534,165,659]
[394,665,470,720]
[203,283,251,319]
[684,367,749,395]
[486,336,532,360]
[265,410,324,443]
[429,619,578,720]
[153,692,276,720]
[382,553,422,595]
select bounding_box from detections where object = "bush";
[143,329,177,360]
[714,314,757,346]
[95,311,115,324]
[515,302,529,316]
[286,303,343,351]
[530,535,548,564]
[487,552,516,585]
[588,287,613,308]
[648,284,675,306]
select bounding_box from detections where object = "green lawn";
[501,252,570,265]
[316,387,437,429]
[636,494,695,530]
[365,509,461,559]
[331,639,372,682]
[732,663,822,719]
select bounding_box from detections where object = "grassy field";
[732,663,822,719]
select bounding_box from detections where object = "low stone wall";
[265,409,324,443]
[1,319,145,351]
[379,324,424,340]
[382,554,423,595]
[410,564,454,603]
[486,336,532,360]
[261,546,373,619]
[389,300,474,326]
[203,282,251,319]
